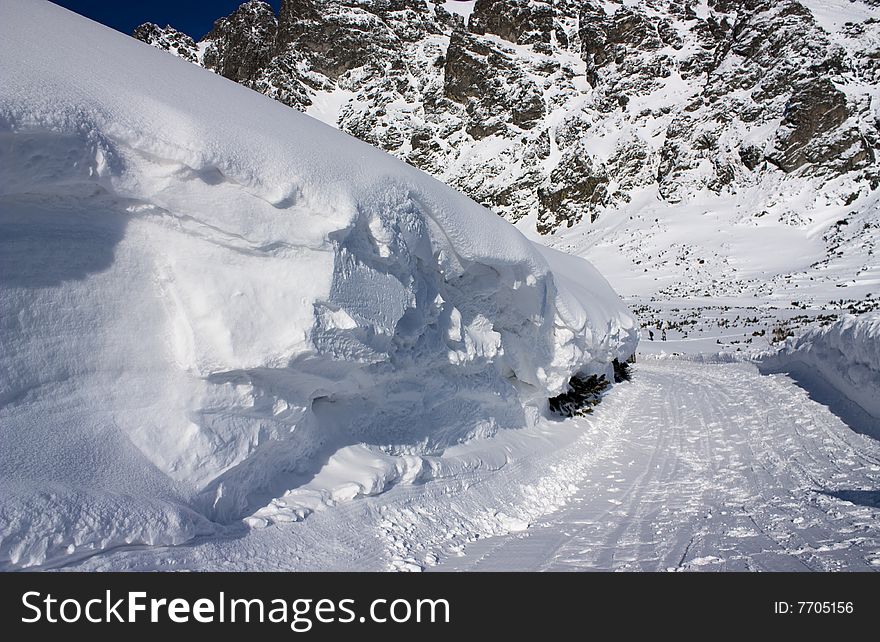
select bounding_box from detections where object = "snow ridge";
[0,0,636,568]
[760,312,880,421]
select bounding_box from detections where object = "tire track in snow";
[435,361,880,571]
[63,360,880,571]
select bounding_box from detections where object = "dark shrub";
[612,358,632,383]
[548,373,611,418]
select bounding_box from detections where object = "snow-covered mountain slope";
[135,0,880,341]
[0,0,636,569]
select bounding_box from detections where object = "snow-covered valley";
[1,0,879,573]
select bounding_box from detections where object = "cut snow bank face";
[0,0,636,568]
[760,313,880,422]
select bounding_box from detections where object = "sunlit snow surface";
[762,312,880,422]
[3,0,878,573]
[0,0,636,569]
[799,0,877,32]
[442,1,477,21]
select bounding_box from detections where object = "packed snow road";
[64,360,880,572]
[435,360,880,571]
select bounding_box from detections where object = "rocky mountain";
[135,0,880,302]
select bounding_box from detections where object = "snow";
[548,184,836,300]
[799,0,877,32]
[65,360,880,571]
[434,360,880,571]
[441,1,477,22]
[305,86,357,127]
[760,313,880,421]
[3,0,878,574]
[536,167,880,362]
[0,0,636,569]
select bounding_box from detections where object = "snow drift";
[760,313,880,422]
[0,0,636,568]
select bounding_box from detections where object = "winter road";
[64,360,880,572]
[434,360,880,571]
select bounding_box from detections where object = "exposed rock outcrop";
[135,0,880,233]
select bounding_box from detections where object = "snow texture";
[64,359,880,572]
[0,0,636,569]
[435,360,880,572]
[442,1,477,21]
[761,313,880,422]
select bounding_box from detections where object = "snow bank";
[760,313,880,421]
[0,1,636,568]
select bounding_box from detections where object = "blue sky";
[50,1,282,40]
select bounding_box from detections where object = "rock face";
[135,0,880,234]
[202,0,277,84]
[132,23,199,63]
[469,0,559,47]
[443,29,546,136]
[771,78,868,174]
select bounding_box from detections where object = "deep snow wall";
[0,1,636,568]
[760,313,880,421]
